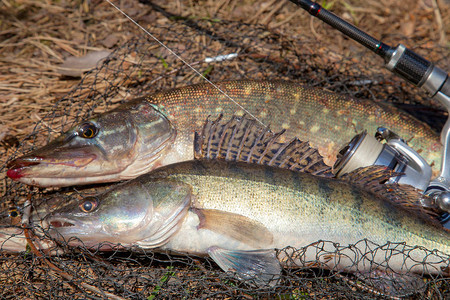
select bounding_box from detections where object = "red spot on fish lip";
[6,157,44,180]
[6,167,25,180]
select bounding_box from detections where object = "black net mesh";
[1,10,449,300]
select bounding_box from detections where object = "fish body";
[45,160,450,278]
[7,80,441,187]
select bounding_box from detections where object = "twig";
[310,17,321,41]
[213,0,231,16]
[432,0,447,45]
[261,0,286,26]
[248,0,278,24]
[27,40,65,62]
[334,273,402,300]
[32,113,61,135]
[271,10,301,29]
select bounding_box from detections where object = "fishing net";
[1,3,450,299]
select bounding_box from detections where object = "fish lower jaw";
[8,159,162,187]
[9,175,83,187]
[10,172,131,187]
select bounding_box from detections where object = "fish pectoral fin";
[352,269,426,298]
[208,246,281,286]
[194,208,273,248]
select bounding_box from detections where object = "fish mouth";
[49,219,75,228]
[46,216,77,230]
[6,157,42,169]
[6,152,97,182]
[45,216,101,245]
[6,157,42,180]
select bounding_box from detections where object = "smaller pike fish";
[6,80,441,187]
[35,116,448,297]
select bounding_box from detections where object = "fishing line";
[105,0,268,128]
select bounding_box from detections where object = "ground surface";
[0,0,449,299]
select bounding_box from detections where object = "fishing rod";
[289,0,449,98]
[289,0,450,223]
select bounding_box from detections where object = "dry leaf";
[101,34,119,48]
[57,50,112,77]
[401,21,415,37]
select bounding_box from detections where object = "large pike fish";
[7,80,441,187]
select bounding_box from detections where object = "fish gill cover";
[0,0,449,299]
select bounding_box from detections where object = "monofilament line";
[105,0,268,128]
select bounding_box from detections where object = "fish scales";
[7,80,441,186]
[155,161,450,282]
[4,112,447,293]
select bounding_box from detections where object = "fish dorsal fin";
[194,115,332,177]
[340,166,441,224]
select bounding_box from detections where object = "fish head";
[0,207,24,252]
[7,100,176,187]
[44,178,192,248]
[0,194,72,252]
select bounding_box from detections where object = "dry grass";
[0,0,448,147]
[0,1,448,297]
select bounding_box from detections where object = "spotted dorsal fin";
[340,166,443,225]
[194,115,332,177]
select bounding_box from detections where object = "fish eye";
[78,122,98,139]
[3,207,21,226]
[79,198,98,213]
[9,208,20,218]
